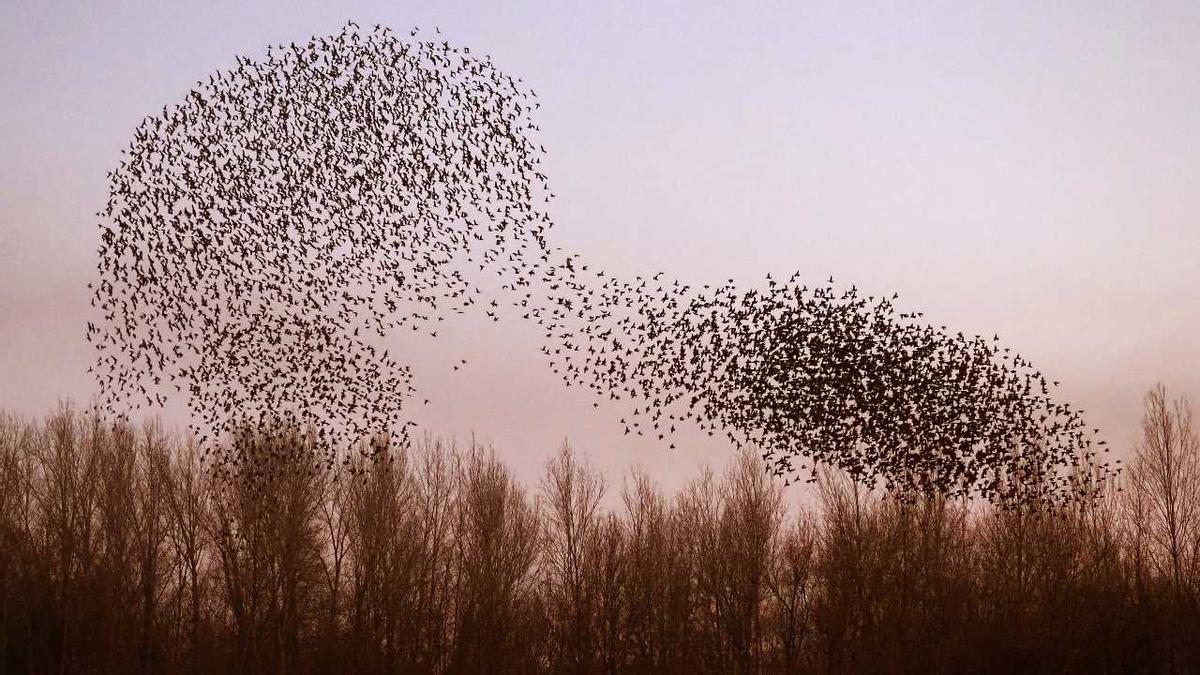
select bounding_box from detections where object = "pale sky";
[2,0,1198,497]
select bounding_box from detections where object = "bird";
[86,21,1113,506]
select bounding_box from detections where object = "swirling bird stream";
[88,23,1112,503]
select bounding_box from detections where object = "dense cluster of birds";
[89,23,1114,503]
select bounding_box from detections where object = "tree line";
[1,385,1198,674]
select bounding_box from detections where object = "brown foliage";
[1,390,1199,674]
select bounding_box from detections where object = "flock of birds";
[89,23,1114,503]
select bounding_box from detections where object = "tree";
[1126,385,1200,598]
[540,442,606,672]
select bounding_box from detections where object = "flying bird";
[88,22,1112,504]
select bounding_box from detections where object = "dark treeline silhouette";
[1,386,1198,674]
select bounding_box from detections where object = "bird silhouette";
[88,22,1112,504]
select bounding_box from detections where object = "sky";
[2,0,1198,499]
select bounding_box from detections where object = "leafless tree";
[1126,385,1200,597]
[1,395,1199,673]
[539,442,606,672]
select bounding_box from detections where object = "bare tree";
[161,437,211,674]
[619,467,676,671]
[765,514,816,672]
[2,400,1200,673]
[1126,385,1200,598]
[450,444,542,674]
[540,442,606,673]
[708,448,783,673]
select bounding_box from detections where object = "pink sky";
[2,1,1198,498]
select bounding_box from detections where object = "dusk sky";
[2,0,1198,495]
